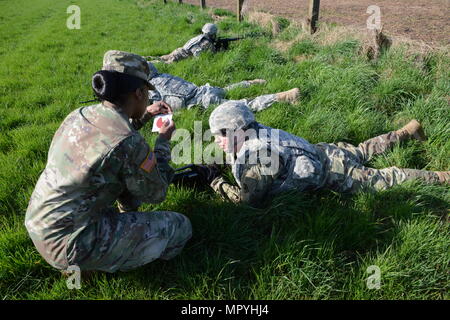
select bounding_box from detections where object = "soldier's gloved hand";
[159,118,176,141]
[147,101,173,117]
[209,175,227,195]
[196,164,225,185]
[206,164,223,184]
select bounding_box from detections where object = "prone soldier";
[207,101,449,208]
[148,62,300,112]
[149,23,218,64]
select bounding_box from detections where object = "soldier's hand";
[195,164,226,185]
[159,119,176,141]
[147,101,173,117]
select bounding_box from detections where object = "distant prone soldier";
[148,62,300,112]
[207,102,449,208]
[25,50,192,273]
[149,23,219,64]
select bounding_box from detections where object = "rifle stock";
[171,164,226,189]
[214,37,243,51]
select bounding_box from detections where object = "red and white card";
[152,114,173,132]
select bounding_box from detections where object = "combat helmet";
[209,101,256,135]
[202,23,218,37]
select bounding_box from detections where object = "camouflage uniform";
[148,65,277,112]
[152,23,217,64]
[209,102,443,207]
[314,133,441,193]
[25,51,192,273]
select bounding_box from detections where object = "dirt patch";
[183,0,450,46]
[246,11,281,35]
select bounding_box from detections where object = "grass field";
[0,0,448,299]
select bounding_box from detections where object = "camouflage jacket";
[149,73,227,110]
[211,124,327,207]
[182,34,215,57]
[149,73,198,111]
[24,103,173,268]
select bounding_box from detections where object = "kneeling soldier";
[25,50,192,273]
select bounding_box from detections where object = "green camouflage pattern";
[202,23,218,36]
[210,116,442,206]
[160,47,191,64]
[316,131,441,193]
[102,50,154,89]
[25,103,191,272]
[211,164,280,208]
[184,35,215,57]
[154,33,215,64]
[149,69,277,111]
[237,94,277,112]
[69,209,191,272]
[209,101,256,134]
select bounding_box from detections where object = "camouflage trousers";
[236,94,277,112]
[316,131,441,193]
[224,81,278,112]
[158,48,190,64]
[67,207,192,273]
[188,82,277,111]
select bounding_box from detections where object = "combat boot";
[276,88,300,104]
[436,171,450,184]
[403,169,450,185]
[395,119,427,142]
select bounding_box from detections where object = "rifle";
[213,30,267,52]
[214,37,243,51]
[171,164,224,189]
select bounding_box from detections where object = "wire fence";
[162,0,321,33]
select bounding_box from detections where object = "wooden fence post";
[308,0,320,34]
[237,0,245,22]
[200,0,206,9]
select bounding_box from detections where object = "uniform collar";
[80,103,135,135]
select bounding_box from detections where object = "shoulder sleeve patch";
[140,150,157,173]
